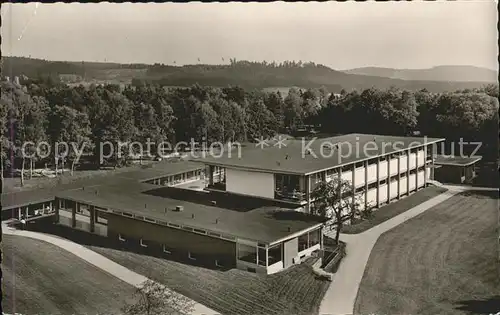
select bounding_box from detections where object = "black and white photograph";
[1,1,498,315]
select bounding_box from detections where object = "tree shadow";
[455,296,500,314]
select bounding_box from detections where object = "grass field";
[2,235,136,315]
[342,186,448,234]
[90,246,329,315]
[354,190,499,315]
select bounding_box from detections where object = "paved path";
[2,225,218,315]
[319,185,498,315]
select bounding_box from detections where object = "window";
[298,233,309,252]
[118,234,126,242]
[162,245,171,254]
[144,217,155,223]
[368,182,378,190]
[168,223,180,228]
[208,232,221,238]
[308,229,320,247]
[188,252,196,260]
[193,228,206,235]
[268,243,282,265]
[182,226,193,232]
[122,212,133,218]
[215,260,224,268]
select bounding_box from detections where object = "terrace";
[274,174,306,202]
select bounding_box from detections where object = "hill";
[1,56,495,92]
[343,65,498,83]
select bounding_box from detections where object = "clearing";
[2,235,136,315]
[354,190,499,315]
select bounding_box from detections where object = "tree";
[310,177,361,245]
[122,279,194,315]
[49,106,92,175]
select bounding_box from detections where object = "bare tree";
[310,176,361,245]
[122,279,195,315]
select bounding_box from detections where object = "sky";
[1,1,498,70]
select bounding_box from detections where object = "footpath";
[2,225,219,315]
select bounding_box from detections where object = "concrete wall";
[399,176,408,195]
[366,188,377,208]
[283,237,298,269]
[417,149,426,167]
[417,170,426,188]
[389,180,399,199]
[389,158,399,176]
[107,214,236,262]
[354,167,365,188]
[379,160,388,180]
[341,170,352,182]
[226,168,275,199]
[378,184,388,204]
[400,154,408,173]
[409,174,417,191]
[366,163,378,183]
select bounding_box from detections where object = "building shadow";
[459,189,498,199]
[455,296,500,314]
[25,222,234,272]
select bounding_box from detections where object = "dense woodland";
[0,77,498,180]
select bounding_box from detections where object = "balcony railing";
[207,182,226,191]
[274,189,306,202]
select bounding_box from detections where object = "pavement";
[2,224,219,315]
[319,184,498,315]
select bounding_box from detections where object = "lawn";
[354,190,499,315]
[342,186,448,234]
[2,235,136,315]
[90,246,330,315]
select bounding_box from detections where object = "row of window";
[111,209,237,242]
[117,234,231,267]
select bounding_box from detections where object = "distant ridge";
[342,65,498,83]
[2,56,496,93]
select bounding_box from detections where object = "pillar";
[406,150,411,195]
[305,175,311,214]
[265,247,269,268]
[55,199,60,222]
[25,206,29,218]
[72,202,77,228]
[89,205,95,233]
[397,153,401,199]
[423,146,428,186]
[376,157,380,208]
[415,148,419,190]
[18,207,22,220]
[364,160,369,210]
[351,163,356,211]
[387,156,391,202]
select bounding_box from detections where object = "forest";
[0,77,498,179]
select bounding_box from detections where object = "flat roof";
[56,183,324,244]
[194,133,444,175]
[434,155,482,167]
[1,160,204,210]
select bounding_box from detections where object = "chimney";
[287,227,291,232]
[145,203,147,208]
[95,190,98,195]
[164,208,167,214]
[191,213,195,219]
[215,218,218,224]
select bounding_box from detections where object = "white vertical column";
[376,158,380,208]
[397,153,401,199]
[364,160,369,210]
[406,150,411,195]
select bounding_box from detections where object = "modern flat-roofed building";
[198,133,445,214]
[54,182,325,275]
[433,155,482,184]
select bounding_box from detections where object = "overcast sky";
[1,1,498,70]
